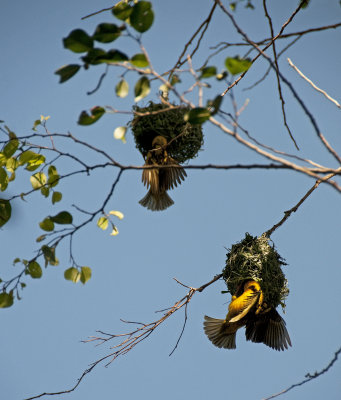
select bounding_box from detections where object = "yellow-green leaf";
[130,53,149,67]
[109,210,124,220]
[28,261,42,279]
[52,191,62,204]
[134,76,150,102]
[80,266,92,284]
[113,126,127,143]
[30,172,47,190]
[0,199,11,227]
[0,292,14,308]
[39,218,55,232]
[64,267,81,283]
[115,79,129,98]
[97,216,109,230]
[225,56,252,75]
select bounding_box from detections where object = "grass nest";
[130,102,204,163]
[222,233,289,309]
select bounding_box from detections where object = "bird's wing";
[160,156,187,191]
[228,290,262,323]
[245,308,292,351]
[141,161,159,193]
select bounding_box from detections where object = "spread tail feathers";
[203,316,236,349]
[139,190,174,211]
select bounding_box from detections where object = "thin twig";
[264,169,340,237]
[288,58,341,109]
[263,0,298,149]
[168,2,218,79]
[24,273,223,400]
[263,346,341,399]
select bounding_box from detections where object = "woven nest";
[130,102,204,163]
[222,233,289,309]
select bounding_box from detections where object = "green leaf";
[115,79,129,98]
[184,108,211,124]
[109,210,124,220]
[97,49,129,63]
[30,172,47,190]
[64,267,80,283]
[130,53,149,67]
[225,56,252,75]
[93,23,121,43]
[3,138,19,159]
[216,70,228,81]
[32,118,41,131]
[13,257,21,265]
[55,64,81,83]
[78,106,105,125]
[199,66,217,79]
[41,245,59,267]
[63,29,93,53]
[170,74,181,85]
[50,211,73,225]
[0,292,13,308]
[0,199,11,227]
[134,76,150,102]
[28,261,42,279]
[6,157,18,173]
[130,1,154,33]
[81,48,107,66]
[113,126,127,143]
[40,186,50,198]
[112,1,133,20]
[0,167,8,191]
[36,234,47,243]
[48,165,59,187]
[300,0,310,9]
[97,216,109,230]
[52,191,62,204]
[39,218,55,232]
[207,95,223,115]
[0,153,6,166]
[80,266,92,284]
[20,151,46,171]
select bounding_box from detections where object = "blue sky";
[1,1,341,399]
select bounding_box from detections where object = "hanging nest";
[222,233,289,309]
[130,102,204,163]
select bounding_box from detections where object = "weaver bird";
[139,135,186,211]
[203,280,291,351]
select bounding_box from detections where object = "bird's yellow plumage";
[204,280,291,351]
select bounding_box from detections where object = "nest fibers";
[130,102,204,163]
[222,233,289,310]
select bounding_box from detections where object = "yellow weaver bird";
[139,136,186,211]
[203,280,291,351]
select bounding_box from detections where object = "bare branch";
[288,57,341,109]
[264,169,340,237]
[24,273,223,400]
[263,0,298,149]
[263,346,341,400]
[168,2,218,78]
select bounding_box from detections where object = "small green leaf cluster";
[64,266,92,284]
[0,123,63,230]
[229,0,255,11]
[39,211,73,232]
[55,1,154,84]
[97,210,124,236]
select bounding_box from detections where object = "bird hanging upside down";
[203,280,291,351]
[139,135,187,211]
